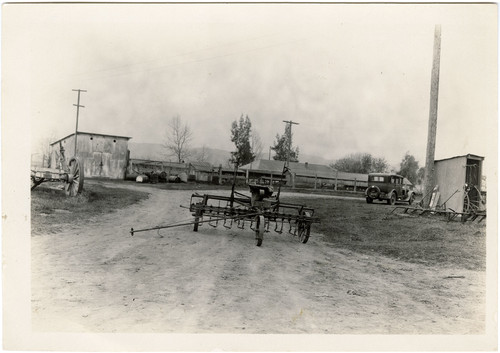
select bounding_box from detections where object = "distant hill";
[128,142,333,167]
[128,142,166,161]
[128,142,232,166]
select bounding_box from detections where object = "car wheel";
[387,193,396,205]
[366,197,373,204]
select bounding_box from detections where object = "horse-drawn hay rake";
[130,181,320,246]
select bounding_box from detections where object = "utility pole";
[423,25,441,206]
[72,89,87,157]
[282,120,299,168]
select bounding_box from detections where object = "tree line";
[164,115,423,184]
[330,152,424,185]
[164,114,298,168]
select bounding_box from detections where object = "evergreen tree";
[229,115,255,167]
[271,124,299,162]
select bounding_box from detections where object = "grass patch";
[31,184,149,234]
[282,196,486,271]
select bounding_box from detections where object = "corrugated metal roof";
[190,162,214,172]
[240,159,337,178]
[130,159,187,169]
[288,161,335,177]
[236,159,416,185]
[240,160,286,174]
[51,131,132,145]
[434,154,484,163]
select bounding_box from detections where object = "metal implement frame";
[189,190,319,228]
[388,205,486,223]
[30,142,84,197]
[131,191,319,247]
[130,163,320,246]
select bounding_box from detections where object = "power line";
[282,120,299,168]
[71,38,306,84]
[72,89,87,156]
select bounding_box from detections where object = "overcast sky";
[5,3,497,169]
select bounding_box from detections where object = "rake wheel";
[64,157,84,196]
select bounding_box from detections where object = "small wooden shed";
[50,132,131,179]
[188,162,214,182]
[433,154,484,213]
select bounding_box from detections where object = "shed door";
[465,158,481,210]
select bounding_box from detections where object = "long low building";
[127,159,217,183]
[239,159,370,190]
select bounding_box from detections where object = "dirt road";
[31,183,485,334]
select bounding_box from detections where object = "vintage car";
[365,173,415,205]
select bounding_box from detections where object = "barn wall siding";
[50,134,129,179]
[434,157,466,212]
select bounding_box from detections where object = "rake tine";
[208,215,218,228]
[250,219,256,231]
[274,218,284,234]
[223,216,233,229]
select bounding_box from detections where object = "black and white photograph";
[2,2,498,351]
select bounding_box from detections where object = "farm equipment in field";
[130,169,320,246]
[388,184,486,223]
[31,142,84,197]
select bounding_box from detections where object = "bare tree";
[163,115,192,163]
[34,132,57,167]
[194,145,210,163]
[251,131,264,160]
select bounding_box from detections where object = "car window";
[369,176,385,182]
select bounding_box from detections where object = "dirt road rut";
[31,185,485,334]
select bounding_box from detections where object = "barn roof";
[288,161,336,178]
[130,159,187,169]
[189,161,214,172]
[240,159,337,178]
[434,154,484,163]
[336,171,369,181]
[51,131,132,145]
[239,160,286,174]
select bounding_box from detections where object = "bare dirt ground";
[31,181,486,334]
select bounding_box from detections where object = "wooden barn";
[188,162,214,182]
[49,132,131,179]
[433,154,484,213]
